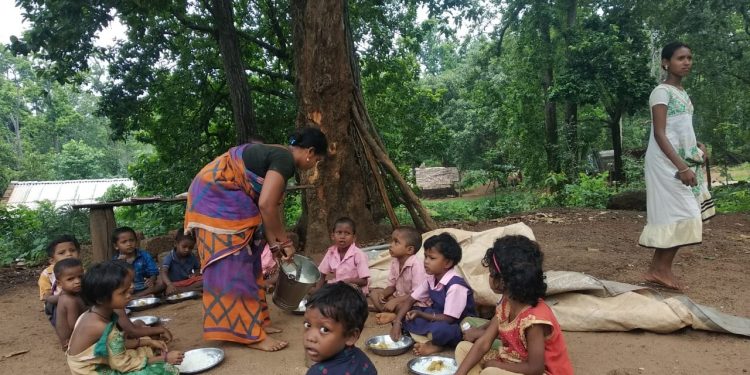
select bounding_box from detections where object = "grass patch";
[395,190,542,225]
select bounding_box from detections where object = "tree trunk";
[209,0,256,143]
[291,0,435,252]
[540,17,559,172]
[291,0,381,252]
[563,0,578,175]
[610,111,624,182]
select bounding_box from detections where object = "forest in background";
[1,0,749,265]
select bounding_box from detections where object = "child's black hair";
[111,226,137,244]
[53,258,83,278]
[81,260,131,306]
[46,235,80,257]
[483,235,546,306]
[289,127,328,156]
[423,232,462,266]
[394,226,422,253]
[332,217,356,235]
[306,282,368,335]
[174,229,195,243]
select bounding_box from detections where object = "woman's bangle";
[677,167,690,174]
[432,312,436,322]
[269,239,293,252]
[163,350,168,361]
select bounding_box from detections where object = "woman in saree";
[639,42,715,290]
[185,127,327,351]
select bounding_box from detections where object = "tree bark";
[291,0,435,252]
[609,110,624,182]
[540,16,559,172]
[291,0,381,252]
[208,0,256,143]
[563,0,578,175]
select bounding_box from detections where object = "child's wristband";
[163,350,168,362]
[136,337,140,347]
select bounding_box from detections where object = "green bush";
[562,172,614,208]
[712,182,750,213]
[0,202,90,266]
[394,190,540,225]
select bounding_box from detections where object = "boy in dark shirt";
[304,282,377,375]
[160,230,202,295]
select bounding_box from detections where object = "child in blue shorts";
[112,226,164,297]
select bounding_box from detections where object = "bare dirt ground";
[0,208,748,374]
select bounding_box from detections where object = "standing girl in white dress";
[639,42,715,290]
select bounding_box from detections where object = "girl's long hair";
[483,235,546,306]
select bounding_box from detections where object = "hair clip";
[289,136,297,145]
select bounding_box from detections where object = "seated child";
[111,226,164,297]
[54,258,86,351]
[370,226,426,317]
[389,232,476,356]
[454,236,573,375]
[67,261,183,374]
[304,282,377,375]
[117,261,173,342]
[39,235,81,325]
[160,230,202,295]
[314,217,370,294]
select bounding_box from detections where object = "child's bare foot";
[413,341,442,356]
[264,326,283,334]
[375,312,396,325]
[644,271,683,291]
[247,337,288,352]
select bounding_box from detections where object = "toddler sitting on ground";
[54,258,86,350]
[160,230,202,295]
[314,217,370,295]
[370,226,426,320]
[39,235,81,325]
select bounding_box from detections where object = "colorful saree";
[67,313,178,374]
[185,144,270,344]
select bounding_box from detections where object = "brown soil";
[1,208,748,374]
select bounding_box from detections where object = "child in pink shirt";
[315,217,370,294]
[389,232,476,356]
[370,226,426,314]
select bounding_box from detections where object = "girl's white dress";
[639,84,715,249]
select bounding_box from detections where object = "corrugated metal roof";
[1,179,134,208]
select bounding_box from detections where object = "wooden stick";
[352,116,400,228]
[351,103,436,231]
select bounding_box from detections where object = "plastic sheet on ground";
[368,223,750,337]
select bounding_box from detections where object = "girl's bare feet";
[247,336,288,352]
[413,341,442,356]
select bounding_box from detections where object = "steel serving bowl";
[176,347,225,374]
[126,297,162,311]
[407,355,458,375]
[165,290,201,303]
[129,315,159,326]
[365,334,414,356]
